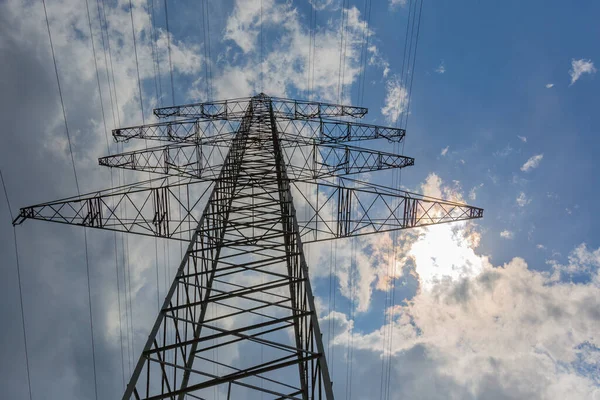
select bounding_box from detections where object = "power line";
[164,0,175,105]
[205,0,214,100]
[1,169,33,400]
[96,0,117,129]
[89,0,127,388]
[149,0,163,108]
[403,0,424,130]
[336,0,349,104]
[358,0,373,107]
[129,0,145,124]
[100,0,121,127]
[200,0,210,100]
[42,1,99,398]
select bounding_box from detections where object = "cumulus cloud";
[518,135,527,143]
[521,153,544,172]
[214,0,376,102]
[500,230,514,239]
[435,61,445,74]
[516,192,531,207]
[308,0,335,11]
[389,0,408,8]
[323,240,600,399]
[468,183,483,201]
[440,146,449,156]
[545,83,554,88]
[381,76,408,124]
[368,45,390,78]
[569,59,596,85]
[318,173,600,399]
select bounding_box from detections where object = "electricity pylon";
[14,93,483,399]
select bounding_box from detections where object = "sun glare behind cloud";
[409,222,489,290]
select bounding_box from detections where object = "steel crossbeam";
[98,142,414,181]
[153,95,368,120]
[112,117,405,146]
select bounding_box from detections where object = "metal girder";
[283,142,414,180]
[112,117,405,146]
[153,94,368,120]
[98,142,415,181]
[12,177,212,240]
[98,143,226,180]
[12,173,483,244]
[293,179,484,243]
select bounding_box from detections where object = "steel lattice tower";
[14,93,483,399]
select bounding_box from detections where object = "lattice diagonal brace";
[13,94,484,399]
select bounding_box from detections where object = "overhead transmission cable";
[149,0,163,108]
[97,0,131,377]
[164,0,175,104]
[260,0,264,94]
[42,1,99,398]
[129,0,145,124]
[358,0,373,107]
[100,0,121,126]
[86,0,127,389]
[1,169,33,400]
[336,0,349,104]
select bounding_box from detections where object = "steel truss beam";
[112,117,405,146]
[153,94,368,120]
[98,142,415,181]
[12,175,482,243]
[293,179,483,242]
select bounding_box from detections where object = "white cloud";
[500,230,514,239]
[367,45,390,78]
[516,192,531,207]
[389,0,408,8]
[537,244,546,250]
[569,59,596,85]
[214,1,374,102]
[435,61,445,74]
[521,153,544,172]
[545,83,554,89]
[468,183,483,201]
[518,135,527,143]
[318,168,600,398]
[494,144,513,157]
[308,0,335,10]
[440,146,449,156]
[381,76,408,124]
[325,241,600,399]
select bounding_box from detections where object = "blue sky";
[1,0,600,399]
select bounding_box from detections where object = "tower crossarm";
[98,142,415,181]
[153,95,368,120]
[112,118,239,145]
[113,117,405,146]
[283,142,414,179]
[98,143,226,180]
[11,168,483,244]
[12,176,212,241]
[293,179,484,243]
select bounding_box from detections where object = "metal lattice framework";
[14,94,483,399]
